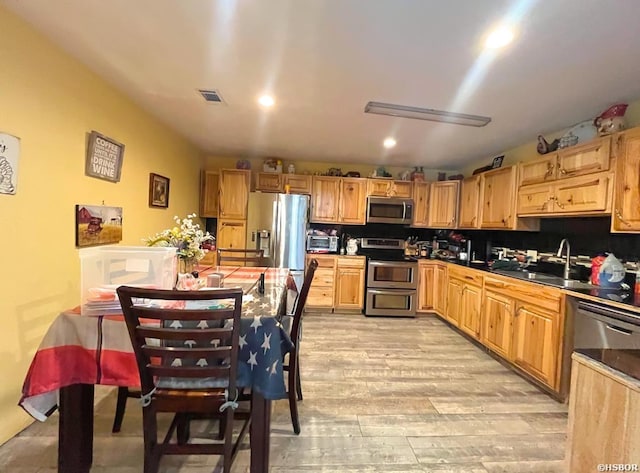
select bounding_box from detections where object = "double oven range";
[359,237,418,317]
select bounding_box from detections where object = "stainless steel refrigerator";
[246,192,309,271]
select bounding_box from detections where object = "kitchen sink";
[492,269,593,290]
[558,279,594,290]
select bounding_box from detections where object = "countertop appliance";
[246,192,309,272]
[366,197,414,224]
[306,234,338,253]
[574,300,640,381]
[359,237,418,317]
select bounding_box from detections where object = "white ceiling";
[4,0,640,169]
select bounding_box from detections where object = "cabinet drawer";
[337,256,366,268]
[307,254,337,269]
[312,269,335,287]
[307,287,334,307]
[448,265,484,286]
[484,276,562,313]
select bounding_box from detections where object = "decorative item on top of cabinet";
[458,175,481,229]
[367,179,413,198]
[412,182,430,227]
[427,181,459,228]
[612,127,640,232]
[219,169,250,220]
[255,172,283,192]
[200,170,219,218]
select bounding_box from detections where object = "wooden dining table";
[19,266,297,473]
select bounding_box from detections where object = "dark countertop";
[418,257,640,312]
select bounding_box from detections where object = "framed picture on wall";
[149,173,170,208]
[75,204,123,247]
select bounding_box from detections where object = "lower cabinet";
[433,264,447,316]
[481,290,514,359]
[305,255,365,312]
[216,219,246,249]
[459,283,482,339]
[417,262,436,311]
[445,277,463,327]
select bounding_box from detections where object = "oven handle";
[577,301,640,326]
[368,289,416,296]
[369,261,417,268]
[606,324,634,336]
[402,201,406,220]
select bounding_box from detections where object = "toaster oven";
[306,235,338,253]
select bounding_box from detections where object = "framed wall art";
[75,204,123,247]
[85,131,125,183]
[149,173,170,208]
[0,132,20,195]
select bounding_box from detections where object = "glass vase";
[178,257,198,274]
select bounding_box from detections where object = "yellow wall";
[462,99,640,175]
[0,6,204,444]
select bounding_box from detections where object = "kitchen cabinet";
[612,127,640,232]
[433,264,447,316]
[367,179,413,198]
[283,174,312,194]
[566,354,640,472]
[458,175,481,228]
[255,172,283,192]
[311,176,366,224]
[512,302,559,388]
[417,261,435,312]
[479,165,518,229]
[412,182,430,227]
[460,283,482,339]
[200,170,219,218]
[556,135,611,178]
[335,257,366,311]
[517,170,612,216]
[219,169,251,220]
[481,290,514,359]
[443,266,483,339]
[519,154,557,186]
[445,277,463,327]
[216,219,247,250]
[305,254,337,310]
[428,181,459,228]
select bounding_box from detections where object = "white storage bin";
[79,245,177,315]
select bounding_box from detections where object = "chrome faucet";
[556,238,572,280]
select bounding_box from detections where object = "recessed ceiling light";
[383,137,396,149]
[485,26,514,49]
[258,95,275,107]
[365,102,491,127]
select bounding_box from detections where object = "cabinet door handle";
[515,307,524,317]
[545,162,555,178]
[615,208,632,227]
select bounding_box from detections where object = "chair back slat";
[289,259,318,345]
[117,286,243,395]
[217,248,265,267]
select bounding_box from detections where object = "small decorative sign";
[0,132,20,195]
[75,204,123,247]
[85,131,125,183]
[149,173,170,208]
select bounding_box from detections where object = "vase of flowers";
[144,214,214,276]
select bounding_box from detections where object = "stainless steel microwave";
[366,197,414,224]
[306,235,338,253]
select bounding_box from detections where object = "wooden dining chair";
[216,248,265,267]
[281,258,318,434]
[116,286,249,473]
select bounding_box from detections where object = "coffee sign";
[85,131,124,183]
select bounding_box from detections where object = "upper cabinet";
[367,179,413,198]
[311,176,366,224]
[428,181,459,228]
[556,136,611,178]
[412,182,430,227]
[219,169,251,220]
[519,154,558,186]
[480,166,518,229]
[612,128,640,232]
[283,174,312,194]
[255,172,312,194]
[458,175,481,229]
[200,170,219,218]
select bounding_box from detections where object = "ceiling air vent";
[198,89,224,103]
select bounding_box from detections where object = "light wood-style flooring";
[1,313,567,472]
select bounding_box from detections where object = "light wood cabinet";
[612,128,640,232]
[458,176,481,228]
[428,181,459,228]
[412,182,430,227]
[255,172,283,192]
[283,174,312,194]
[305,255,337,310]
[433,264,447,316]
[219,169,250,220]
[459,283,482,339]
[512,303,559,388]
[479,166,518,229]
[557,135,611,179]
[517,170,612,216]
[335,257,366,311]
[216,219,247,250]
[339,178,367,224]
[311,177,341,223]
[417,262,435,312]
[200,170,219,218]
[481,290,514,359]
[445,266,483,339]
[519,154,557,186]
[367,179,413,198]
[566,354,640,472]
[445,277,463,327]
